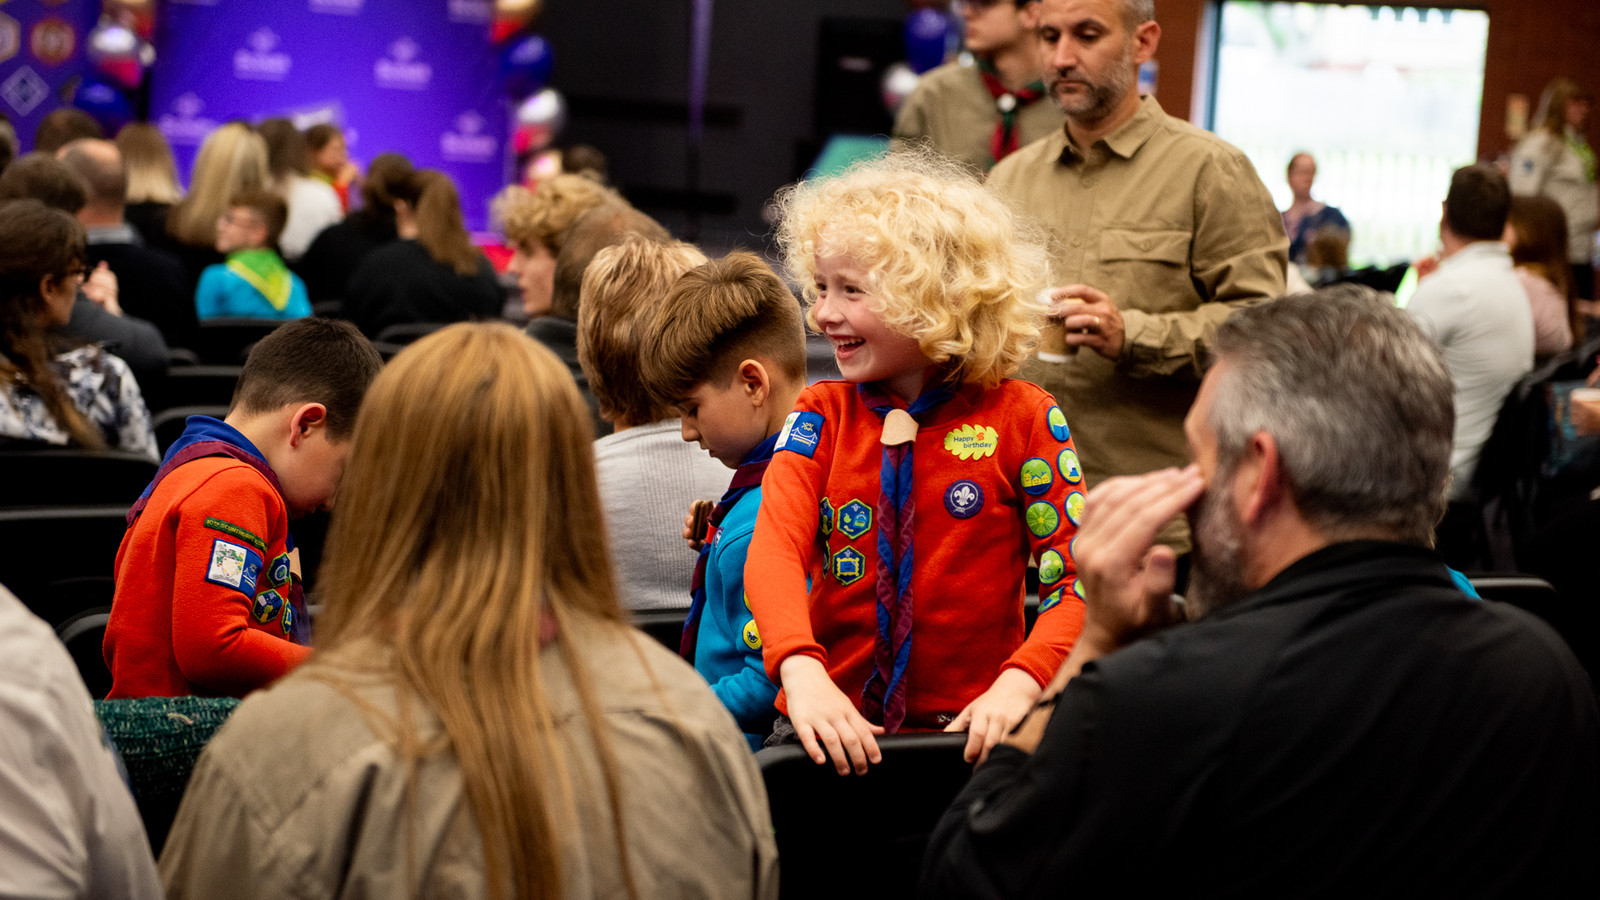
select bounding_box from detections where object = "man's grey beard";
[1185,479,1250,619]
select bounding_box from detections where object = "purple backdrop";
[151,0,507,231]
[0,0,100,151]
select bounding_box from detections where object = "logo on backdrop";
[310,0,365,15]
[374,37,432,90]
[158,92,220,146]
[29,17,75,66]
[441,111,497,164]
[235,27,292,81]
[0,13,20,66]
[0,64,47,115]
[448,0,492,25]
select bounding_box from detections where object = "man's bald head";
[57,138,127,214]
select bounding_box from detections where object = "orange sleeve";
[169,468,311,695]
[1002,390,1086,686]
[745,390,833,683]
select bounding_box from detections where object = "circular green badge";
[1019,457,1053,496]
[1064,491,1086,527]
[1038,549,1065,585]
[1057,448,1083,484]
[1025,501,1060,538]
[1047,406,1070,442]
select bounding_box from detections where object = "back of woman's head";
[314,323,626,899]
[1536,77,1590,135]
[1508,194,1572,297]
[358,152,414,214]
[406,169,482,277]
[257,117,311,181]
[115,122,183,205]
[317,322,619,649]
[0,199,99,447]
[168,122,269,247]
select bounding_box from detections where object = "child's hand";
[779,655,883,775]
[946,667,1042,764]
[683,499,714,551]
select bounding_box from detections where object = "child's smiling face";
[811,252,935,401]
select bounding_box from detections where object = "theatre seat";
[758,732,971,897]
[0,505,130,626]
[194,317,286,365]
[56,608,112,699]
[95,696,241,856]
[630,609,689,653]
[0,447,156,508]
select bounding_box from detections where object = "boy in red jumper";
[104,318,382,697]
[748,151,1085,773]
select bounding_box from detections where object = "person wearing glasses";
[0,199,156,458]
[892,0,1062,173]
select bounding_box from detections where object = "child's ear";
[288,403,329,447]
[737,359,772,407]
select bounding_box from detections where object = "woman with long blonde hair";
[114,122,184,247]
[158,323,777,899]
[162,122,270,289]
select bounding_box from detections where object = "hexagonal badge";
[819,497,835,537]
[832,546,866,585]
[837,499,873,540]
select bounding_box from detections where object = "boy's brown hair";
[641,251,807,407]
[232,318,384,439]
[550,201,669,322]
[228,189,290,251]
[576,235,708,426]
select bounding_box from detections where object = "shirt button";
[1082,177,1097,188]
[1071,237,1082,248]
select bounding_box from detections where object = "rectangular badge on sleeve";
[776,410,824,458]
[205,539,263,597]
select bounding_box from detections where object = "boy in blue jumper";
[642,252,809,749]
[195,190,311,321]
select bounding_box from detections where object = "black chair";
[144,365,242,415]
[374,322,446,346]
[631,609,688,653]
[0,505,131,626]
[194,318,285,365]
[758,733,973,897]
[151,405,231,454]
[166,347,201,367]
[0,448,156,508]
[57,607,112,699]
[1469,574,1596,683]
[310,299,343,318]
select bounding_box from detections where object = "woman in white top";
[1509,78,1597,300]
[1505,194,1577,358]
[257,118,343,262]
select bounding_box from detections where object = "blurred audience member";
[0,112,17,175]
[296,152,414,304]
[1282,152,1351,268]
[0,155,168,384]
[0,584,161,899]
[497,173,617,320]
[162,123,271,293]
[530,201,668,436]
[561,143,610,183]
[196,190,311,321]
[32,108,103,156]
[1506,194,1577,357]
[303,122,358,212]
[257,118,343,262]
[342,170,501,337]
[0,199,156,458]
[157,324,778,898]
[58,139,196,348]
[1511,77,1597,301]
[115,123,184,248]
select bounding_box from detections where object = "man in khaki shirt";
[987,0,1286,553]
[893,0,1063,173]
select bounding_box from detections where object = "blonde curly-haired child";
[747,151,1086,772]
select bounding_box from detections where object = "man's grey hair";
[1122,0,1156,27]
[1207,285,1453,545]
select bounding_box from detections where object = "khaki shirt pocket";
[1096,229,1194,314]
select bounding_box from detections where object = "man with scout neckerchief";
[893,0,1063,173]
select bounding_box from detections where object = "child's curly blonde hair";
[773,150,1050,387]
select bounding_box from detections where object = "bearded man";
[920,287,1599,898]
[986,0,1287,559]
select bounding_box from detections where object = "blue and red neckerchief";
[681,432,780,661]
[858,379,955,733]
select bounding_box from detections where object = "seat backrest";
[0,448,156,508]
[195,318,286,365]
[56,608,112,699]
[373,321,446,346]
[758,732,972,896]
[0,506,131,625]
[630,609,689,654]
[143,366,242,416]
[150,405,231,454]
[94,696,242,855]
